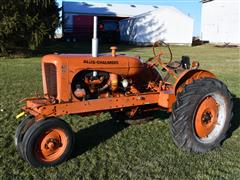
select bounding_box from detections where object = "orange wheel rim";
[35,129,68,162]
[195,96,218,138]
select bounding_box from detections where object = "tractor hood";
[42,54,145,77]
[41,53,147,102]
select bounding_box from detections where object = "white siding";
[201,0,240,44]
[119,8,194,45]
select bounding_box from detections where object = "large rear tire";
[170,78,233,152]
[22,118,75,167]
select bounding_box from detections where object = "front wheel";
[170,78,233,153]
[15,116,35,158]
[22,118,75,167]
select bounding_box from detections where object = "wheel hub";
[46,141,55,150]
[45,138,61,150]
[36,129,67,162]
[202,111,213,124]
[195,96,218,138]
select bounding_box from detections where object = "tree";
[0,0,60,53]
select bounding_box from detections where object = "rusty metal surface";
[23,93,159,120]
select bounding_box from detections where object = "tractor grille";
[44,63,57,98]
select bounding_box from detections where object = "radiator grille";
[44,63,57,98]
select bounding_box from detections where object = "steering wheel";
[148,40,173,67]
[148,40,179,80]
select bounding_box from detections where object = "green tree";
[0,0,60,53]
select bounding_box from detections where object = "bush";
[0,0,60,54]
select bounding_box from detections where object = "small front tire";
[22,118,75,167]
[15,116,35,158]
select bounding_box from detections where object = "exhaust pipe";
[92,16,98,57]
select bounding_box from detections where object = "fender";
[174,69,216,95]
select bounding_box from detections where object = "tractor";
[15,41,233,167]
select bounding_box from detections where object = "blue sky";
[56,0,202,36]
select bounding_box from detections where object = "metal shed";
[201,0,240,45]
[119,7,194,46]
[62,1,163,41]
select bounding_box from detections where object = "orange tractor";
[15,41,233,167]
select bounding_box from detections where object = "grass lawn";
[0,42,239,179]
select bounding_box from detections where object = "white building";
[119,7,194,45]
[201,0,240,45]
[62,2,194,45]
[62,1,166,37]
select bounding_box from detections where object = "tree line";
[0,0,60,54]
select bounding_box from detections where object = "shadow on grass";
[71,110,169,159]
[36,40,137,57]
[228,94,240,136]
[71,118,128,159]
[1,40,139,58]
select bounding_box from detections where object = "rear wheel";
[22,118,74,167]
[170,78,233,152]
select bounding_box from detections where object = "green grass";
[0,42,240,179]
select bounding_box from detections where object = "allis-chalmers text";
[83,60,119,64]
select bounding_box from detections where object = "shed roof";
[63,1,169,17]
[201,0,215,3]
